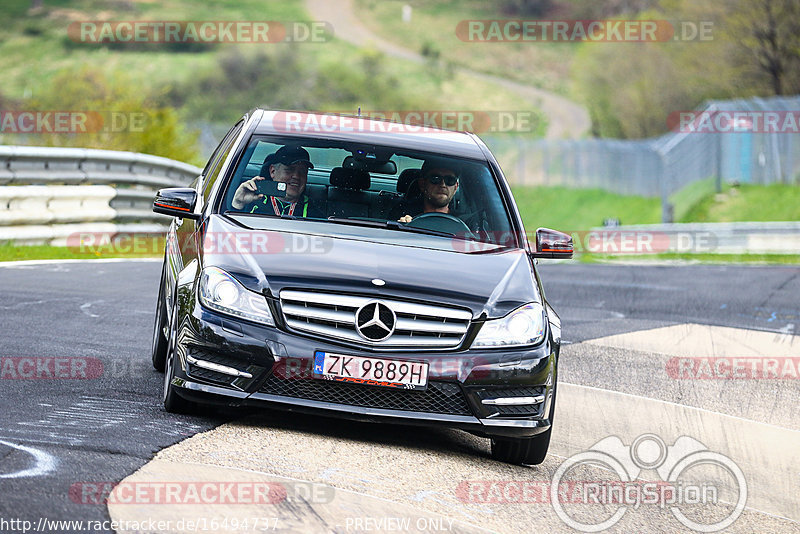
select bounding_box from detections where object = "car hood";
[203,215,540,319]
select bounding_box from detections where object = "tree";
[728,0,800,95]
[27,68,199,164]
[499,0,554,17]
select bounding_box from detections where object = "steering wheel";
[406,212,474,238]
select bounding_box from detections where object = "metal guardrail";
[586,222,800,255]
[0,146,201,244]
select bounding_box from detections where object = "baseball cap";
[270,145,314,169]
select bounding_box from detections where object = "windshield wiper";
[225,212,478,241]
[324,217,387,229]
[325,217,455,238]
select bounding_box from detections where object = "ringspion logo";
[460,434,747,532]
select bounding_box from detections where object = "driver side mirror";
[153,188,200,220]
[530,227,573,259]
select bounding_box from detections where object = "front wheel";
[491,428,552,466]
[162,302,197,414]
[151,262,168,372]
[491,383,556,465]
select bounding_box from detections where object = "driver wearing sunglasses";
[397,158,460,223]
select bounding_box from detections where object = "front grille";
[280,290,472,349]
[259,375,473,416]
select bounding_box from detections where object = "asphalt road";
[0,259,797,533]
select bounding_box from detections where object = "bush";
[23,68,199,164]
[166,46,413,123]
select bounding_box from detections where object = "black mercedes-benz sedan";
[151,109,573,465]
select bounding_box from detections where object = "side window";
[200,125,233,177]
[202,121,244,202]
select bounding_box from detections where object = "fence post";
[658,150,673,223]
[715,130,723,193]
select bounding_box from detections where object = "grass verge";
[514,181,800,233]
[353,0,575,94]
[680,183,800,223]
[0,239,163,262]
[512,186,661,232]
[579,252,800,264]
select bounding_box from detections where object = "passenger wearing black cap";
[393,157,460,223]
[231,146,323,218]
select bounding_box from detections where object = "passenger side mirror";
[153,188,200,220]
[530,227,573,259]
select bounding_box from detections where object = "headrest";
[396,168,420,194]
[330,167,370,190]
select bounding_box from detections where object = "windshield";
[221,136,517,246]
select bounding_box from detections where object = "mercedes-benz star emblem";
[355,301,396,342]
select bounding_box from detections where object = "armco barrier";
[589,222,800,255]
[0,146,200,244]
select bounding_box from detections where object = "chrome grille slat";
[280,289,472,349]
[394,317,467,335]
[281,291,365,309]
[284,319,460,347]
[282,303,354,325]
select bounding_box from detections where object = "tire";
[162,297,197,414]
[151,262,169,372]
[491,383,556,466]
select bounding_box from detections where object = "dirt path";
[305,0,591,139]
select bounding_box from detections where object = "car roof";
[252,110,487,160]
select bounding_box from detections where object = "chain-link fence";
[484,95,800,221]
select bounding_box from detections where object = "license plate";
[313,351,428,390]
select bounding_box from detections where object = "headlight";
[198,267,275,326]
[472,303,546,348]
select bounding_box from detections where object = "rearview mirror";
[343,155,397,175]
[530,227,573,259]
[153,188,199,220]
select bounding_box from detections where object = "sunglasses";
[425,174,458,186]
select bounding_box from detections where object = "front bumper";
[171,301,558,439]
